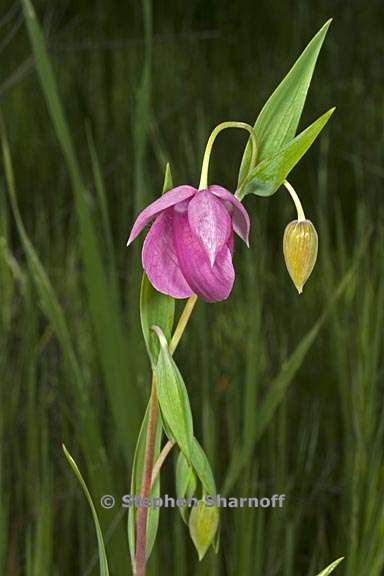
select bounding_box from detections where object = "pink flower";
[127,185,250,302]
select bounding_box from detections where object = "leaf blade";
[239,108,335,199]
[21,0,141,458]
[238,19,332,183]
[315,558,344,576]
[63,445,110,576]
[140,275,175,367]
[153,327,194,461]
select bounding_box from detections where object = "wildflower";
[127,185,250,302]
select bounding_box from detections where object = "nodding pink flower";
[127,185,250,303]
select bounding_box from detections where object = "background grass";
[0,0,383,574]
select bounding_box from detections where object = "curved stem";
[135,294,198,575]
[284,179,306,221]
[198,121,257,190]
[151,440,175,488]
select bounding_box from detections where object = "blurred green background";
[1,1,384,574]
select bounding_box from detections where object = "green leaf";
[176,439,217,530]
[189,501,219,561]
[128,402,163,565]
[238,19,332,183]
[176,451,198,523]
[190,438,216,495]
[238,108,335,199]
[177,447,219,559]
[62,445,110,576]
[85,122,117,287]
[153,326,194,461]
[315,557,344,576]
[162,162,173,194]
[21,0,141,459]
[0,111,112,497]
[140,275,175,367]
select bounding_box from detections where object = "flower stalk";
[284,179,306,221]
[198,121,257,190]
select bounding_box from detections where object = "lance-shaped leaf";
[190,438,216,495]
[315,558,344,576]
[153,326,194,461]
[62,445,110,576]
[127,401,163,566]
[238,19,332,183]
[140,164,175,367]
[176,444,219,556]
[176,440,217,520]
[237,108,335,199]
[176,450,198,523]
[176,439,217,517]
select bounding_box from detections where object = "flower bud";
[189,500,219,561]
[283,219,318,294]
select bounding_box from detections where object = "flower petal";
[127,185,196,245]
[173,211,235,303]
[187,190,232,267]
[142,209,195,299]
[208,185,250,246]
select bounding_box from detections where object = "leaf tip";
[151,324,168,349]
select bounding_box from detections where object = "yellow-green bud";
[189,500,219,561]
[283,219,318,294]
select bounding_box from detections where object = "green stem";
[150,440,175,488]
[135,377,158,576]
[284,179,306,221]
[169,295,198,354]
[198,121,257,190]
[135,294,198,576]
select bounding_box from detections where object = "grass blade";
[63,445,110,576]
[21,0,141,457]
[222,236,367,494]
[315,557,344,576]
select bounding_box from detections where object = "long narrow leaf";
[153,326,194,461]
[238,19,332,182]
[21,0,140,456]
[63,445,110,576]
[315,557,344,576]
[0,111,111,497]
